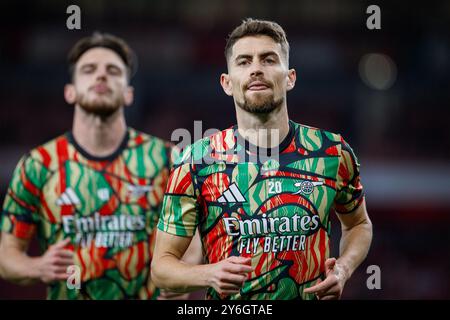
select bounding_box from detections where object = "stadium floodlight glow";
[359,53,397,90]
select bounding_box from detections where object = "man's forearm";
[0,249,40,286]
[337,218,373,279]
[152,254,210,293]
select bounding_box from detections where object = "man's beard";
[236,93,284,114]
[77,91,124,117]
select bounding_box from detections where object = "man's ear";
[220,73,233,96]
[64,84,77,104]
[124,86,134,106]
[286,69,297,92]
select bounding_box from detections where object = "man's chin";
[238,97,283,114]
[242,105,275,114]
[79,104,121,117]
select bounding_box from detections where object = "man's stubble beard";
[236,92,284,114]
[77,91,125,117]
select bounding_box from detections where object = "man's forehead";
[231,35,282,58]
[76,47,125,68]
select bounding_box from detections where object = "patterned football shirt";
[158,120,364,300]
[1,128,173,299]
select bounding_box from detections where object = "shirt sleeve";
[164,142,180,170]
[334,136,365,214]
[1,155,43,239]
[157,160,199,237]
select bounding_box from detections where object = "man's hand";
[207,256,254,296]
[304,258,349,300]
[32,238,75,284]
[152,232,254,295]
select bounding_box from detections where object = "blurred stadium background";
[0,0,449,299]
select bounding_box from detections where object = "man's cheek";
[232,85,242,97]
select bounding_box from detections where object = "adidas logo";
[217,183,246,204]
[56,187,80,206]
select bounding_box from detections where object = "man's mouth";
[91,83,111,94]
[247,81,270,91]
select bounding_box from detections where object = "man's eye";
[81,67,94,73]
[238,60,249,66]
[265,58,275,64]
[108,68,121,75]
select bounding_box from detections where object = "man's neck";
[235,103,290,149]
[72,105,127,157]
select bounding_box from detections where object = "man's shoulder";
[127,127,171,149]
[292,121,344,147]
[24,133,70,170]
[127,127,175,167]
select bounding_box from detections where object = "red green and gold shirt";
[1,128,173,299]
[158,120,364,300]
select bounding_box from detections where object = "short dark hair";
[225,18,290,65]
[67,32,136,81]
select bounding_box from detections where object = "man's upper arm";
[154,230,193,261]
[182,231,204,265]
[334,136,364,214]
[1,155,43,240]
[333,136,370,230]
[336,199,370,231]
[157,160,199,237]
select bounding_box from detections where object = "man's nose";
[95,67,107,81]
[249,61,263,78]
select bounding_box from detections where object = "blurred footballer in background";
[0,32,201,299]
